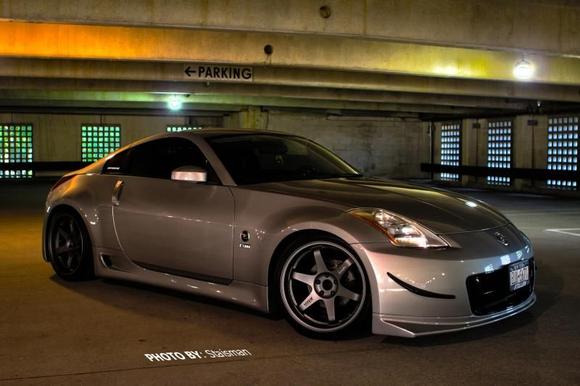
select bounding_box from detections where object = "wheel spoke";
[313,248,328,273]
[337,287,361,302]
[56,228,68,241]
[291,271,315,287]
[323,298,336,322]
[65,254,74,268]
[57,254,67,265]
[298,292,320,311]
[55,245,81,255]
[335,258,353,278]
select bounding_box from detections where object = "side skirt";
[133,260,232,286]
[93,247,269,313]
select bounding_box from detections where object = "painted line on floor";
[545,228,580,237]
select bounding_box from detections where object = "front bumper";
[351,224,536,337]
[372,292,535,338]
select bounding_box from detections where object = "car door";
[110,137,234,282]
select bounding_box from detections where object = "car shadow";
[49,274,374,341]
[49,274,278,319]
[48,260,562,345]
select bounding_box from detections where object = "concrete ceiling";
[1,0,580,119]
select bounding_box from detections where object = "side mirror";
[171,166,207,183]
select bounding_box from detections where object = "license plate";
[509,261,530,291]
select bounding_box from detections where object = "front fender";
[230,187,386,286]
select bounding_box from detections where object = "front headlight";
[349,208,448,248]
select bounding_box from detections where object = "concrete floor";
[1,182,579,385]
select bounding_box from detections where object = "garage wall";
[0,113,220,162]
[433,114,574,192]
[0,110,430,179]
[2,110,575,189]
[229,110,430,178]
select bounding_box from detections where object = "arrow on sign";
[184,66,196,77]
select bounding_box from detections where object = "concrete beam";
[1,58,580,103]
[0,90,486,115]
[2,0,579,56]
[0,76,534,111]
[1,21,580,86]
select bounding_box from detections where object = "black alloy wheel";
[47,210,94,281]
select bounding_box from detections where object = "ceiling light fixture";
[167,95,183,111]
[513,58,535,80]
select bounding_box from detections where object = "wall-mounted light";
[167,95,183,111]
[513,58,534,80]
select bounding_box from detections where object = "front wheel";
[279,239,370,338]
[46,210,94,281]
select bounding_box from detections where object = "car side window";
[126,138,219,183]
[103,148,131,175]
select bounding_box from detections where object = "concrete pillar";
[533,115,549,189]
[511,115,548,190]
[240,106,268,129]
[432,122,442,180]
[461,118,478,186]
[222,113,239,129]
[513,115,532,190]
[469,118,489,187]
[223,106,269,129]
[476,119,489,168]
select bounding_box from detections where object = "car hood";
[247,177,510,234]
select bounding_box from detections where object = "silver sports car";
[43,130,535,338]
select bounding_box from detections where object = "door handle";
[112,179,124,206]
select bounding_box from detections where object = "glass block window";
[547,116,578,190]
[81,125,121,162]
[486,120,512,186]
[440,122,461,181]
[166,126,202,133]
[0,124,33,179]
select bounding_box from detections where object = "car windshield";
[206,134,362,185]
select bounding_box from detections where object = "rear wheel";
[278,238,370,338]
[47,210,94,281]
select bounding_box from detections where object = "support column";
[461,118,477,186]
[513,115,532,190]
[511,115,547,190]
[475,118,489,188]
[224,106,269,129]
[432,122,442,181]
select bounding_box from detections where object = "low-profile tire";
[46,209,94,281]
[277,236,371,338]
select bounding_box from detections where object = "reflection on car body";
[43,129,535,338]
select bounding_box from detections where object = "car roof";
[111,129,300,155]
[178,128,296,139]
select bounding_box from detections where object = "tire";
[277,236,371,338]
[46,209,95,281]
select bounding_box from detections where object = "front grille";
[466,258,535,316]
